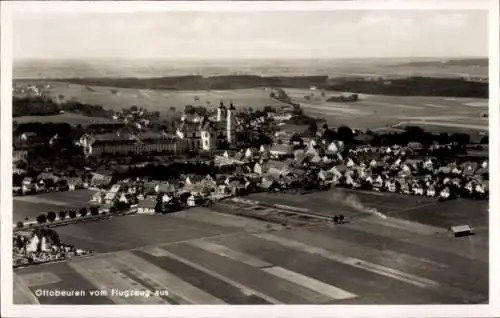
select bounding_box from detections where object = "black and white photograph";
[1,1,498,317]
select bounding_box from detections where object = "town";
[12,88,489,268]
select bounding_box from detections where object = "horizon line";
[13,56,489,62]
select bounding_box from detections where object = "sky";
[13,10,488,60]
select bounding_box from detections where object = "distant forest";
[328,77,488,98]
[397,58,488,67]
[46,75,488,98]
[13,96,114,118]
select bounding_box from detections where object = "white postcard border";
[1,1,498,317]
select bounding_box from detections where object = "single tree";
[155,201,163,214]
[480,135,489,144]
[16,221,24,229]
[184,105,196,115]
[79,207,88,217]
[307,121,318,137]
[58,211,67,220]
[47,211,57,222]
[337,126,354,142]
[339,214,345,224]
[90,206,99,216]
[37,214,47,224]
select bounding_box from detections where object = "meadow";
[13,189,98,222]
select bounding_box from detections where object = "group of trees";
[184,105,211,117]
[13,96,60,117]
[124,162,216,181]
[15,122,73,138]
[28,206,101,227]
[328,77,488,98]
[263,106,278,114]
[317,125,354,143]
[368,126,474,149]
[235,129,272,149]
[13,96,115,118]
[61,100,114,118]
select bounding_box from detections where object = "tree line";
[13,96,114,118]
[328,77,488,98]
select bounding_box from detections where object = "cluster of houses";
[334,144,489,199]
[13,168,114,196]
[79,137,488,216]
[90,172,257,214]
[13,83,50,98]
[111,106,158,128]
[14,133,489,208]
[13,230,90,268]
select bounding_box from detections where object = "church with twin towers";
[176,100,236,151]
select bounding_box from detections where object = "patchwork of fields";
[14,80,488,131]
[14,189,488,305]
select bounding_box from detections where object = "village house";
[266,160,291,177]
[67,177,84,191]
[243,148,258,160]
[161,193,174,204]
[228,179,246,195]
[215,176,229,195]
[21,177,34,194]
[326,140,344,155]
[214,152,244,171]
[143,180,172,194]
[90,172,113,188]
[37,172,59,184]
[104,191,118,204]
[91,191,106,204]
[260,176,281,192]
[187,194,198,207]
[13,150,28,163]
[137,199,156,214]
[269,144,293,159]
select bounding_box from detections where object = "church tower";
[227,102,236,144]
[217,101,226,122]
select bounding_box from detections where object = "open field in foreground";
[13,189,98,222]
[14,80,488,132]
[14,189,488,305]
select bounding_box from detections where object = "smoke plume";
[331,190,387,219]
